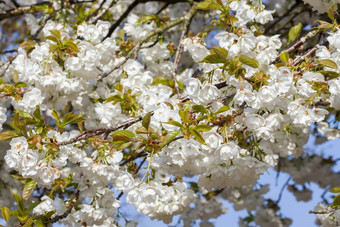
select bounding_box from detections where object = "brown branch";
[55,115,146,146]
[32,7,62,40]
[265,0,302,34]
[104,0,140,40]
[99,2,199,79]
[276,29,318,61]
[0,1,53,21]
[47,191,80,223]
[292,46,318,66]
[309,205,340,214]
[85,0,107,22]
[172,12,195,96]
[10,0,20,8]
[93,0,118,23]
[117,156,147,199]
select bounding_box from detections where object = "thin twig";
[117,156,147,199]
[265,0,301,34]
[276,29,318,61]
[85,0,107,21]
[276,176,291,204]
[99,2,199,80]
[47,191,80,223]
[104,0,140,40]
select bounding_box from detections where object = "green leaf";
[1,207,10,223]
[0,131,20,141]
[135,126,148,134]
[49,30,61,40]
[13,71,19,83]
[165,120,182,127]
[116,141,132,151]
[142,112,152,129]
[329,187,340,193]
[192,105,209,114]
[15,82,27,88]
[215,105,230,114]
[15,110,33,119]
[45,210,56,219]
[179,110,189,122]
[152,76,170,86]
[33,220,45,227]
[33,105,41,120]
[178,81,184,90]
[111,130,135,139]
[0,77,4,85]
[328,4,335,21]
[62,112,85,126]
[45,35,59,43]
[332,194,340,207]
[64,41,79,52]
[190,129,206,145]
[319,70,340,80]
[197,1,220,10]
[27,201,40,212]
[239,55,260,68]
[288,23,302,44]
[118,29,125,40]
[212,47,229,59]
[160,131,180,148]
[319,59,338,70]
[196,125,212,132]
[22,180,37,201]
[10,189,24,212]
[51,109,59,122]
[280,52,289,63]
[316,20,333,30]
[200,48,228,64]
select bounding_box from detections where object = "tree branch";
[104,0,140,40]
[99,2,198,79]
[47,190,79,223]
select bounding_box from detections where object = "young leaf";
[165,120,183,127]
[1,207,10,223]
[211,47,229,59]
[319,59,338,70]
[329,187,340,193]
[49,30,61,40]
[328,4,335,21]
[64,41,79,52]
[288,23,302,44]
[142,112,152,129]
[15,110,33,119]
[45,35,59,43]
[33,105,42,121]
[51,109,60,122]
[22,180,37,201]
[190,129,206,145]
[196,125,212,132]
[160,130,180,148]
[0,131,20,141]
[10,189,24,212]
[280,52,289,63]
[135,126,148,134]
[62,112,85,126]
[192,105,209,114]
[15,82,27,88]
[111,130,135,139]
[215,105,230,114]
[33,220,45,227]
[239,55,260,68]
[332,194,340,207]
